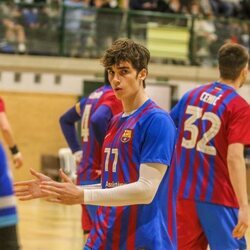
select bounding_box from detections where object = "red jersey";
[170,82,250,208]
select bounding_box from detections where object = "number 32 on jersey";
[181,105,221,156]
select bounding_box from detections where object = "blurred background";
[0,0,250,248]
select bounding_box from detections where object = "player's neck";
[218,78,239,90]
[122,90,149,113]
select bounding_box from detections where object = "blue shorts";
[177,199,247,250]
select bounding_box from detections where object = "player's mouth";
[114,87,122,92]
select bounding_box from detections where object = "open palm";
[14,168,52,201]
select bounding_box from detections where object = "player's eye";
[108,70,114,76]
[121,69,128,75]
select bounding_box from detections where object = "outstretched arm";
[14,169,52,200]
[40,163,167,206]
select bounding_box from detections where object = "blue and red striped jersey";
[77,85,122,184]
[0,143,18,228]
[170,82,250,208]
[86,99,177,250]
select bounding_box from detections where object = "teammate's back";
[171,81,250,207]
[170,42,250,250]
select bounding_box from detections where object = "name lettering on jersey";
[89,91,103,99]
[121,129,133,143]
[105,181,124,188]
[200,92,222,106]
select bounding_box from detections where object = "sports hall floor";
[18,200,83,250]
[17,200,250,250]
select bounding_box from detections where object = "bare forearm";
[2,129,16,148]
[0,113,16,147]
[38,164,167,206]
[228,144,248,207]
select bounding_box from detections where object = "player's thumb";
[59,169,72,183]
[30,168,40,178]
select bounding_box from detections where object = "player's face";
[107,61,145,101]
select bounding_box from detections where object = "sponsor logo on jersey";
[121,129,132,143]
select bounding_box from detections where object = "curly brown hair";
[101,38,150,87]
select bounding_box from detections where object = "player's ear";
[244,64,248,75]
[240,64,248,82]
[138,69,147,81]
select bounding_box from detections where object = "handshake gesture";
[14,168,84,205]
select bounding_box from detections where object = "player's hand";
[14,168,52,200]
[232,205,248,239]
[13,152,23,169]
[40,169,84,205]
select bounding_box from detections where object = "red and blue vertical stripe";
[86,99,177,249]
[171,82,250,208]
[0,144,18,228]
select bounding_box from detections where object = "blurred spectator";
[93,0,123,57]
[63,0,97,57]
[166,0,181,13]
[241,0,250,18]
[228,22,242,43]
[0,3,27,53]
[0,0,249,64]
[22,7,40,29]
[239,23,250,50]
[208,20,233,60]
[210,0,241,17]
[64,0,86,57]
[161,0,175,12]
[194,13,217,65]
[179,0,196,13]
[33,0,47,3]
[64,0,83,31]
[200,0,213,15]
[130,0,157,11]
[188,0,200,15]
[14,0,46,3]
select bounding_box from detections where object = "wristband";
[9,145,19,155]
[13,152,22,159]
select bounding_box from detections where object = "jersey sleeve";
[79,97,87,114]
[91,105,113,145]
[140,113,176,166]
[228,105,250,146]
[170,103,180,127]
[0,98,5,112]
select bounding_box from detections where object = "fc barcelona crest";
[121,129,132,143]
